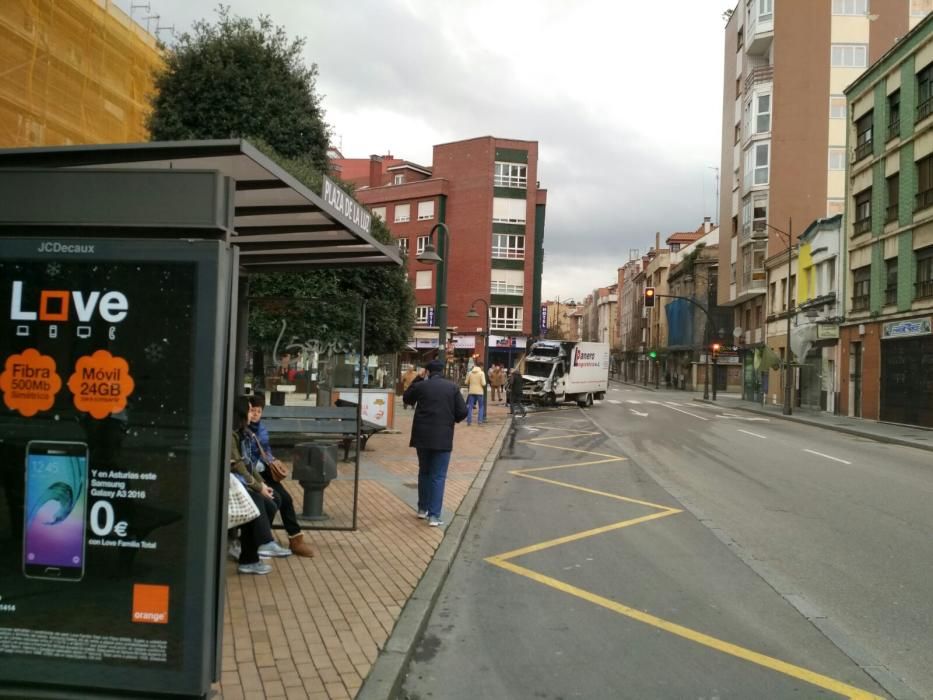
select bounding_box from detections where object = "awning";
[0,139,402,271]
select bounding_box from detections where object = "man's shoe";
[428,517,444,527]
[416,509,428,519]
[258,541,293,558]
[237,561,273,575]
[288,533,315,558]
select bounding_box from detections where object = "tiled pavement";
[216,396,511,700]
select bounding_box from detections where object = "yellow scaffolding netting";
[0,0,164,148]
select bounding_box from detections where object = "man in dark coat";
[509,367,527,417]
[403,360,468,526]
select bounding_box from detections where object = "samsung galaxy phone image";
[22,441,89,581]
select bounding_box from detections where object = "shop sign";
[415,338,439,348]
[427,306,435,326]
[489,335,526,349]
[882,317,931,339]
[0,239,229,696]
[452,336,476,349]
[321,176,372,234]
[816,324,840,339]
[540,305,548,332]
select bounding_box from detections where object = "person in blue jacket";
[402,360,468,527]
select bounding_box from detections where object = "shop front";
[487,335,526,370]
[880,317,933,428]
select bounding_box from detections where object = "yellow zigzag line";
[483,425,882,700]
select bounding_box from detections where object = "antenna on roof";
[130,2,150,20]
[143,14,160,33]
[156,24,176,41]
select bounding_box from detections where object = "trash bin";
[270,390,286,406]
[292,442,338,521]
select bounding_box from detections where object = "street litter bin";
[270,390,286,406]
[293,442,338,521]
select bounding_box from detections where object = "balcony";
[746,16,774,56]
[919,96,933,122]
[854,140,873,162]
[853,217,872,236]
[915,188,933,212]
[887,119,901,142]
[852,294,870,312]
[744,65,774,93]
[917,279,933,299]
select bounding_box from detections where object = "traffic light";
[711,342,721,354]
[644,287,656,307]
[648,350,657,359]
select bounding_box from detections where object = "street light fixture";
[417,223,450,366]
[751,218,794,416]
[466,298,490,419]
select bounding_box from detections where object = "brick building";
[334,136,547,370]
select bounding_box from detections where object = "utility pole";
[783,218,794,416]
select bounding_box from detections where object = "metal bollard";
[292,442,338,521]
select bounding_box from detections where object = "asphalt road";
[400,385,933,700]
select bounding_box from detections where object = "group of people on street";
[228,393,315,575]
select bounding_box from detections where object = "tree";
[148,8,330,172]
[147,10,414,358]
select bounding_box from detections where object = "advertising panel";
[0,238,229,697]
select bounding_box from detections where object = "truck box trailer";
[521,340,610,407]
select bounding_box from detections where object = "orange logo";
[67,350,135,419]
[0,349,62,416]
[132,584,169,625]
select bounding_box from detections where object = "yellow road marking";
[486,422,884,700]
[484,557,882,700]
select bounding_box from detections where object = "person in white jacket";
[465,363,487,425]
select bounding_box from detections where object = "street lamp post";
[466,298,490,420]
[417,223,450,367]
[757,219,795,416]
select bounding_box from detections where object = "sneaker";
[428,517,444,527]
[237,561,272,575]
[228,539,241,561]
[416,509,428,519]
[258,541,293,558]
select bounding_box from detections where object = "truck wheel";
[577,393,593,408]
[595,392,606,400]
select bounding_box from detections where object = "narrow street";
[401,385,933,699]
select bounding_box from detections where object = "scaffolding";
[0,0,164,148]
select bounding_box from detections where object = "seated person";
[231,396,292,564]
[246,394,315,557]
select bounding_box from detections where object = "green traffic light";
[648,351,657,359]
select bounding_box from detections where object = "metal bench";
[260,404,385,461]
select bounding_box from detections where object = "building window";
[755,94,771,133]
[416,235,429,254]
[490,306,523,331]
[397,237,409,255]
[886,173,899,223]
[916,246,933,298]
[853,188,872,235]
[393,174,405,185]
[491,269,524,295]
[828,147,847,170]
[854,111,873,161]
[911,0,933,16]
[758,0,773,21]
[414,305,432,324]
[494,162,528,189]
[769,281,778,313]
[887,90,901,141]
[492,233,525,259]
[417,200,434,221]
[916,153,933,211]
[415,270,432,290]
[830,95,847,119]
[737,27,744,49]
[832,0,868,14]
[827,198,845,216]
[492,197,527,224]
[371,206,386,221]
[394,203,411,223]
[852,266,871,311]
[730,262,736,284]
[885,258,898,305]
[831,44,867,68]
[919,63,933,120]
[744,142,770,188]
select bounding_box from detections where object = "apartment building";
[334,137,547,369]
[718,0,926,402]
[842,13,933,428]
[540,298,579,340]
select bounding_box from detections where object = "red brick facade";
[838,322,882,420]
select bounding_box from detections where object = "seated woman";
[246,394,315,557]
[231,396,292,571]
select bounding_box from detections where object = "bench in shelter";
[260,404,385,461]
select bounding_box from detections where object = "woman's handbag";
[266,458,289,482]
[228,474,260,528]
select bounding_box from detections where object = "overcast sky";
[120,0,727,303]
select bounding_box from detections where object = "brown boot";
[289,533,315,558]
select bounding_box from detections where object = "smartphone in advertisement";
[23,441,89,581]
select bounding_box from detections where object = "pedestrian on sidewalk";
[465,362,487,425]
[403,360,468,527]
[490,364,505,403]
[509,367,527,418]
[401,366,418,409]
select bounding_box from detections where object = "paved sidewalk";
[215,396,511,699]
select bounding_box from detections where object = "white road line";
[661,404,709,421]
[737,429,767,439]
[803,448,851,465]
[608,399,622,405]
[647,400,662,405]
[630,409,649,417]
[664,401,682,406]
[625,399,642,404]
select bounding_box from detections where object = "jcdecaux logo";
[9,280,129,324]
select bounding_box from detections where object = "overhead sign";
[321,176,372,234]
[882,317,931,339]
[816,324,840,339]
[540,305,548,332]
[0,238,229,697]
